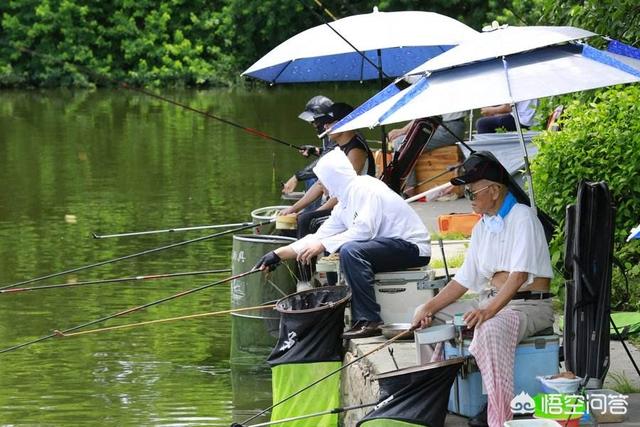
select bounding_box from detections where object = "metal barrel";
[230,234,297,363]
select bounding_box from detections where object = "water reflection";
[0,87,374,425]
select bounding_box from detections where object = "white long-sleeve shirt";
[290,148,430,256]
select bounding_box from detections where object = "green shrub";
[531,85,640,310]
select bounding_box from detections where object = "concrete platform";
[341,335,640,426]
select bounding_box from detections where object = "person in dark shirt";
[281,96,336,209]
[280,102,375,236]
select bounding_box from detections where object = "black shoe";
[468,404,488,427]
[342,321,383,339]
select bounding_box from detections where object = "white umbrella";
[326,26,597,132]
[330,35,640,205]
[407,26,596,74]
[242,9,478,83]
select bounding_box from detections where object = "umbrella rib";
[271,60,294,84]
[299,0,390,80]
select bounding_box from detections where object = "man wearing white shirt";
[256,148,431,339]
[412,151,554,427]
[476,99,538,133]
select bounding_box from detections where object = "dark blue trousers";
[339,238,429,323]
[476,113,517,133]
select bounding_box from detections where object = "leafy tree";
[0,0,516,87]
[532,86,640,309]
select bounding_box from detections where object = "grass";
[608,372,640,394]
[431,231,470,241]
[430,253,466,269]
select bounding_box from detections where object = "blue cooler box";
[444,335,559,417]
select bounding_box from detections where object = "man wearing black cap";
[281,95,336,198]
[280,102,375,234]
[412,152,554,427]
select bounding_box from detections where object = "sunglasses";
[464,184,493,201]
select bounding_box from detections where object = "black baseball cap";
[298,95,333,122]
[450,151,510,186]
[313,102,354,127]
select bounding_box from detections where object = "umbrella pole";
[512,102,537,210]
[377,49,388,175]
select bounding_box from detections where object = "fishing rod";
[0,269,260,355]
[299,0,391,81]
[239,327,416,426]
[0,268,232,294]
[299,0,395,174]
[10,45,310,154]
[311,0,339,21]
[236,401,380,427]
[57,304,276,338]
[0,220,268,291]
[411,163,463,191]
[92,221,256,239]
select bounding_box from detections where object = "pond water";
[0,86,375,426]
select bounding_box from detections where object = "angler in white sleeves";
[255,148,431,339]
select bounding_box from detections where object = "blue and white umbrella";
[242,9,478,83]
[330,29,640,205]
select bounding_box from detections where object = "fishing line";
[239,327,415,425]
[0,269,260,355]
[311,0,339,21]
[266,278,289,298]
[0,268,232,294]
[298,260,310,283]
[57,304,276,338]
[282,260,300,283]
[0,221,268,291]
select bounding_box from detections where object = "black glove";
[299,145,320,157]
[254,251,281,272]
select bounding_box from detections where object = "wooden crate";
[414,145,464,195]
